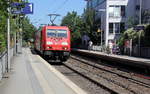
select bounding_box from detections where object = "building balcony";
[108,0,128,5]
[109,16,126,23]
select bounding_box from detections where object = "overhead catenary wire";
[53,0,69,13]
[48,14,60,25]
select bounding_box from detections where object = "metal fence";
[92,45,102,51]
[130,46,150,58]
[140,47,150,58]
[0,48,14,81]
[91,45,150,58]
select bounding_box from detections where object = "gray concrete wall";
[142,0,150,10]
[126,0,137,27]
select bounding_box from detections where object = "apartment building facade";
[86,0,150,46]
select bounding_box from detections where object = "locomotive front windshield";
[47,29,67,38]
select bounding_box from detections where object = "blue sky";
[28,0,86,27]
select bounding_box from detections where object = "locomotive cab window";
[47,29,67,38]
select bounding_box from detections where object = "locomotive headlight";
[62,42,68,45]
[47,42,53,45]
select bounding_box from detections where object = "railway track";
[71,55,150,87]
[62,55,150,94]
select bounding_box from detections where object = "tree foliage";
[0,0,8,53]
[83,8,95,34]
[22,17,37,42]
[82,8,103,44]
[61,11,83,47]
[61,8,101,47]
[118,24,150,47]
[141,24,150,46]
[0,0,36,52]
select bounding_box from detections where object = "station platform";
[0,48,86,94]
[72,49,150,68]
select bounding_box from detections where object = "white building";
[85,0,150,46]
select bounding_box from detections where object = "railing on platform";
[0,48,15,81]
[0,51,7,80]
[92,46,102,51]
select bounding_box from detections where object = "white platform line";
[28,54,55,94]
[36,55,87,94]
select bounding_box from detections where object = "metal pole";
[139,31,141,56]
[101,30,102,46]
[130,39,132,56]
[19,15,22,54]
[97,9,106,49]
[16,16,18,54]
[20,30,22,53]
[14,31,16,55]
[101,14,103,51]
[14,16,17,55]
[7,3,10,72]
[139,0,142,24]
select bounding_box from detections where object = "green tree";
[82,8,101,44]
[0,0,35,52]
[127,17,137,28]
[83,8,95,34]
[0,0,8,53]
[141,24,150,46]
[61,11,83,47]
[61,9,101,47]
[117,25,150,47]
[22,17,37,43]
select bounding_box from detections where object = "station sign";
[11,3,34,14]
[22,3,33,14]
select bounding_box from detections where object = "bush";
[0,34,6,53]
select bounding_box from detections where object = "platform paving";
[0,48,86,94]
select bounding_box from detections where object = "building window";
[135,5,140,10]
[114,23,120,34]
[114,6,120,17]
[121,6,126,17]
[109,6,114,17]
[109,23,125,34]
[88,0,105,8]
[109,6,126,18]
[120,23,125,33]
[109,23,113,34]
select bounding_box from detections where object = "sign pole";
[7,0,10,72]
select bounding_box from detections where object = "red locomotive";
[34,26,71,62]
